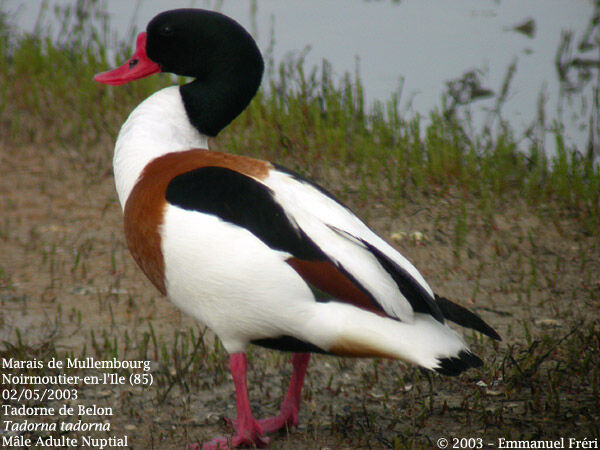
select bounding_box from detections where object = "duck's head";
[95,9,264,137]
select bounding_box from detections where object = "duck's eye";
[160,24,174,36]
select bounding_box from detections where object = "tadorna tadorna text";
[94,8,500,449]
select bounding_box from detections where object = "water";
[6,0,597,157]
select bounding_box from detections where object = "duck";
[94,8,500,449]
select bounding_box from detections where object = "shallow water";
[7,0,596,157]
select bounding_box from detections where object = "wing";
[264,166,443,323]
[165,164,443,324]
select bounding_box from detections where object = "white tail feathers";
[305,302,482,375]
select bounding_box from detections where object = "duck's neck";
[113,86,209,209]
[179,59,262,137]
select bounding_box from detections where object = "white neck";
[113,86,209,208]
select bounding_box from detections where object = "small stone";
[391,232,407,243]
[485,389,503,396]
[534,318,562,328]
[410,231,425,242]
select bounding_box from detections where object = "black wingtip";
[435,350,483,376]
[435,295,502,341]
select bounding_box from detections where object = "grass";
[1,3,599,233]
[1,1,599,448]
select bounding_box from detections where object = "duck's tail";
[306,301,497,376]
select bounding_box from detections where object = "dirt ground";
[1,142,599,449]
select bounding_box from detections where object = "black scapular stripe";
[435,295,502,341]
[360,240,445,323]
[165,166,326,261]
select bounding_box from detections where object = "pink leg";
[258,353,310,434]
[190,353,311,449]
[195,353,269,450]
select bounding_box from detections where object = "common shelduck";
[94,9,500,449]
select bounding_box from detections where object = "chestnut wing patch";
[286,258,387,316]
